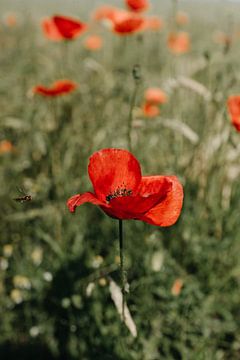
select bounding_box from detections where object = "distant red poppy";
[143,102,160,118]
[175,11,189,26]
[84,35,103,51]
[4,13,17,27]
[67,148,183,226]
[42,15,87,41]
[167,32,190,55]
[171,278,184,296]
[213,31,231,47]
[227,95,240,131]
[93,6,129,25]
[0,140,14,155]
[145,88,168,105]
[33,80,77,97]
[113,15,145,35]
[126,0,149,12]
[143,16,163,31]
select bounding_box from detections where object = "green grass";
[1,1,240,359]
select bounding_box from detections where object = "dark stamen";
[106,187,133,203]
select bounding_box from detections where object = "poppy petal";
[88,148,142,203]
[53,16,87,39]
[93,6,129,24]
[144,88,168,105]
[67,192,104,213]
[42,18,63,41]
[140,176,183,226]
[107,176,171,216]
[126,0,149,12]
[33,80,77,97]
[138,175,172,197]
[113,16,145,35]
[84,35,103,51]
[143,102,160,117]
[167,32,190,54]
[227,95,240,131]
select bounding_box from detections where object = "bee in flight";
[13,187,32,203]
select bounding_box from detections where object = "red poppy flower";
[67,149,183,227]
[0,140,14,155]
[84,35,103,51]
[113,15,145,35]
[145,88,168,105]
[42,15,87,41]
[126,0,149,13]
[142,102,160,118]
[33,80,77,97]
[175,11,189,26]
[4,13,17,27]
[93,6,129,25]
[227,95,240,131]
[167,32,190,55]
[143,16,164,31]
[171,278,184,296]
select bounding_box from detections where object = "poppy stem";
[171,0,178,31]
[127,66,141,151]
[119,219,125,321]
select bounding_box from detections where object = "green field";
[1,0,240,359]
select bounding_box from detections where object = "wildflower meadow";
[1,0,240,359]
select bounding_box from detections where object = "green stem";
[119,219,125,321]
[170,0,178,31]
[127,80,139,152]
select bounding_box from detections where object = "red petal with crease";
[227,95,240,132]
[33,80,77,97]
[126,0,149,12]
[67,192,105,213]
[88,149,141,203]
[98,176,172,220]
[42,18,63,41]
[53,16,87,39]
[140,176,183,226]
[42,15,87,41]
[113,16,145,35]
[138,176,171,196]
[107,176,171,217]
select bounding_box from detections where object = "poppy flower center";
[106,185,133,203]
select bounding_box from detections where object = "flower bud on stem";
[127,64,141,151]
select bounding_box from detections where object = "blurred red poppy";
[84,35,103,51]
[113,15,145,35]
[145,88,168,105]
[143,16,163,31]
[67,148,183,226]
[227,95,240,131]
[33,80,77,97]
[42,15,87,41]
[126,0,149,12]
[142,102,160,118]
[142,88,167,118]
[0,140,14,155]
[93,6,128,25]
[4,13,17,27]
[171,278,184,296]
[175,11,189,26]
[167,32,190,54]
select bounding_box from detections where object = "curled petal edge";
[67,192,105,213]
[139,176,183,227]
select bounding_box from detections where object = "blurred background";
[1,0,240,359]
